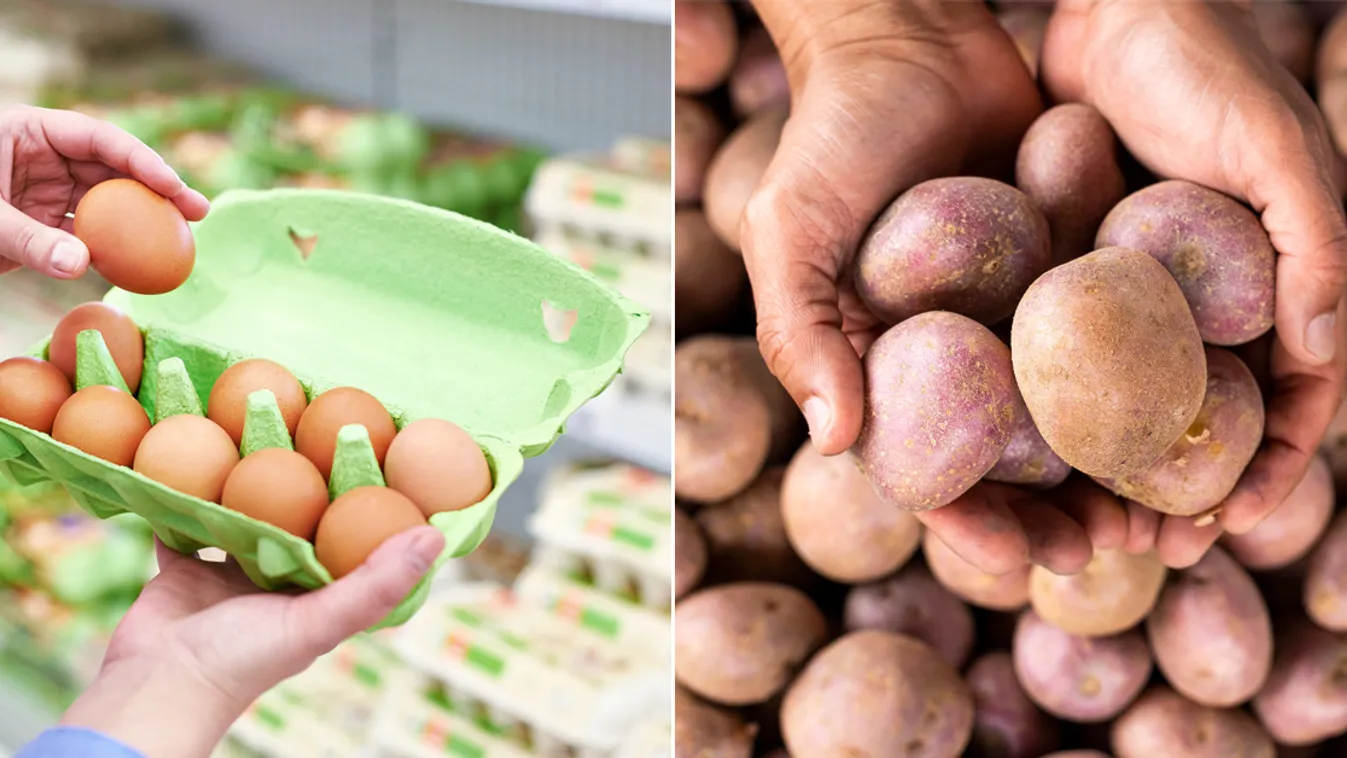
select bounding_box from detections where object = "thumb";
[0,201,89,279]
[285,526,444,658]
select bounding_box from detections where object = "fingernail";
[803,396,832,442]
[405,529,441,574]
[49,241,84,275]
[1306,312,1337,363]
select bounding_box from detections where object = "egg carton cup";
[532,228,669,325]
[371,669,547,758]
[0,189,648,627]
[525,156,671,258]
[392,584,667,752]
[512,563,670,659]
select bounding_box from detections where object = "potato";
[1112,686,1275,758]
[1015,104,1127,265]
[730,27,789,118]
[853,177,1051,326]
[997,7,1049,77]
[967,651,1060,758]
[675,98,724,205]
[696,467,813,586]
[1224,454,1333,571]
[843,563,975,668]
[1095,181,1275,346]
[675,582,828,706]
[986,380,1071,489]
[1029,549,1167,637]
[674,0,737,94]
[675,335,774,503]
[1320,398,1347,491]
[1253,619,1347,746]
[1252,1,1314,82]
[782,631,974,758]
[675,687,756,758]
[705,107,786,251]
[1095,347,1264,516]
[1041,753,1110,758]
[675,209,747,337]
[1304,510,1347,631]
[780,439,921,582]
[675,508,707,599]
[1011,247,1207,478]
[1145,546,1272,707]
[727,338,804,461]
[1319,11,1347,154]
[924,528,1030,611]
[1013,610,1151,723]
[853,312,1017,510]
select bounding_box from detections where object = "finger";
[1124,501,1162,554]
[1007,498,1093,574]
[154,537,192,570]
[1052,477,1129,552]
[1220,329,1345,534]
[1156,514,1223,569]
[915,483,1031,575]
[31,108,210,220]
[0,201,89,278]
[741,68,965,454]
[285,527,443,658]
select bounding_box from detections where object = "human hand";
[741,0,1130,575]
[0,105,209,278]
[1043,0,1347,567]
[59,527,445,758]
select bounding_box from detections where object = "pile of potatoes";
[676,2,1347,757]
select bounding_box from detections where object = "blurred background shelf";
[456,0,669,25]
[0,676,57,751]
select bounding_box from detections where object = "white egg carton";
[525,151,671,259]
[616,322,670,405]
[614,718,671,758]
[392,584,668,752]
[533,227,670,325]
[0,26,81,101]
[528,464,672,610]
[513,562,670,660]
[610,138,669,182]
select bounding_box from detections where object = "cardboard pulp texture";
[0,189,649,627]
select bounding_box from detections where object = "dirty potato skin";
[986,379,1072,488]
[1303,510,1347,631]
[674,582,828,706]
[696,467,813,586]
[675,687,756,758]
[1029,549,1168,638]
[1112,686,1275,758]
[1223,454,1333,571]
[967,651,1061,758]
[1015,103,1127,265]
[1013,610,1152,723]
[1145,546,1272,708]
[1095,181,1275,346]
[782,630,975,758]
[781,440,921,583]
[844,563,976,669]
[1011,247,1207,478]
[1253,619,1347,746]
[675,508,707,599]
[853,177,1051,326]
[924,529,1030,611]
[853,312,1018,510]
[675,335,774,503]
[1095,347,1264,516]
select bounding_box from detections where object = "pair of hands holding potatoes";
[733,0,1347,573]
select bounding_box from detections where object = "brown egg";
[385,418,492,516]
[315,486,428,578]
[207,359,309,446]
[295,387,397,480]
[51,385,151,466]
[133,415,239,502]
[74,178,195,295]
[221,448,330,538]
[0,357,73,434]
[49,302,144,392]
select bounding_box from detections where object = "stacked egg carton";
[384,462,671,758]
[525,139,671,406]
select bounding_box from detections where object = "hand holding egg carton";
[0,183,649,626]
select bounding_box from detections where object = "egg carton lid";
[512,563,669,661]
[525,158,670,249]
[392,584,667,750]
[529,464,671,580]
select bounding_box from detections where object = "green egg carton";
[0,189,649,626]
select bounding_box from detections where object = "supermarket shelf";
[0,677,56,753]
[456,0,669,24]
[564,387,670,474]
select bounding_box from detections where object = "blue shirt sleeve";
[14,727,145,758]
